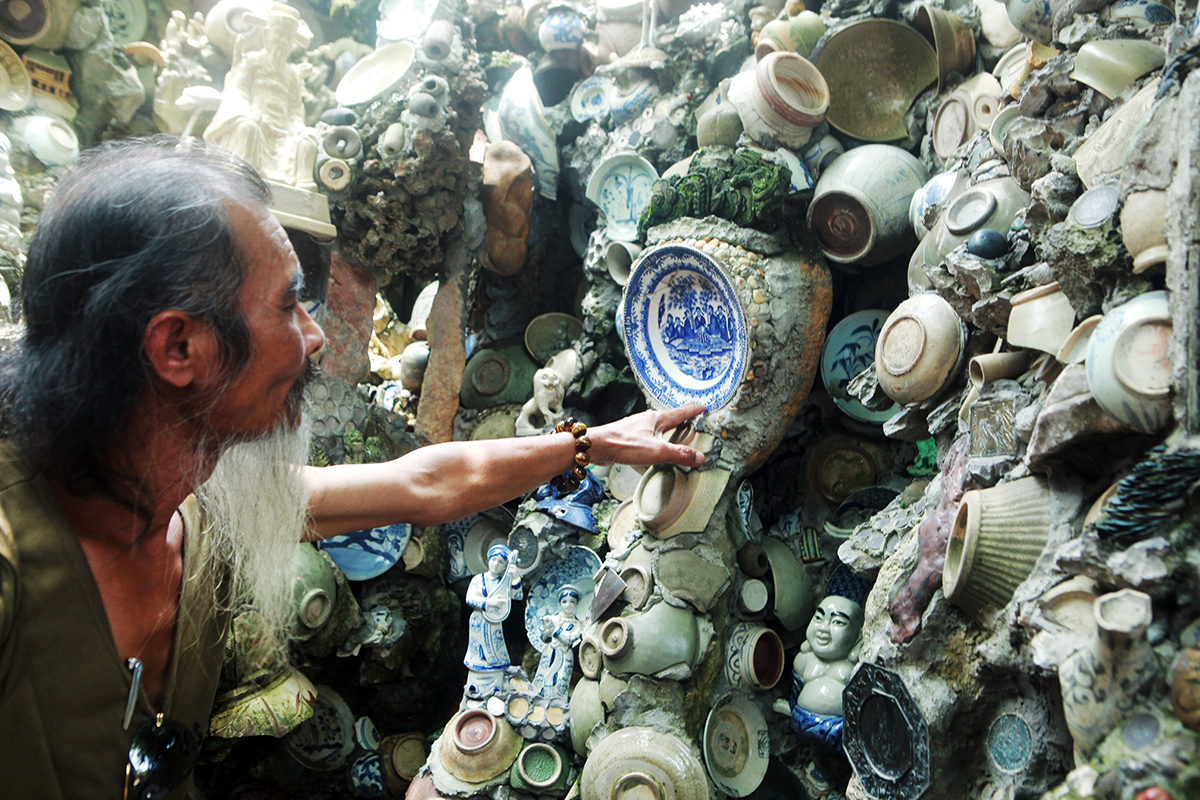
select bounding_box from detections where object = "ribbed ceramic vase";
[944,476,1052,616]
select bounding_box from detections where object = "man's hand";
[587,403,707,468]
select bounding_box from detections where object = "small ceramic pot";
[578,623,603,679]
[1069,39,1165,99]
[539,5,587,51]
[1085,290,1172,433]
[317,158,352,192]
[695,103,744,148]
[378,122,406,159]
[438,710,522,784]
[875,293,966,406]
[729,51,828,149]
[580,727,709,800]
[725,622,785,691]
[944,476,1052,617]
[511,741,570,793]
[1120,189,1168,273]
[808,144,930,266]
[1007,281,1076,355]
[618,542,653,608]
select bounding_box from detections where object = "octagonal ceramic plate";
[524,545,601,654]
[621,244,748,410]
[703,692,770,797]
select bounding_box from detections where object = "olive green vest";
[0,443,230,799]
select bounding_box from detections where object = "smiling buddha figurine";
[773,565,870,748]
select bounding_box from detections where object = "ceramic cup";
[1069,39,1165,99]
[1007,281,1075,355]
[808,144,930,266]
[944,476,1052,617]
[603,240,642,286]
[725,622,785,691]
[875,293,966,405]
[538,5,586,51]
[1085,290,1173,433]
[1120,189,1168,273]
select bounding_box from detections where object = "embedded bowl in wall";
[335,41,416,107]
[0,40,30,111]
[875,293,966,406]
[820,309,900,424]
[704,692,770,797]
[585,152,658,242]
[580,727,709,800]
[316,523,412,581]
[1085,290,1172,433]
[815,19,938,142]
[570,74,613,122]
[620,243,749,410]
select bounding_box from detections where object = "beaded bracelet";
[550,416,591,493]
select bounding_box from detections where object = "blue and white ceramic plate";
[317,523,412,582]
[621,244,749,410]
[820,309,899,425]
[523,545,601,654]
[703,691,770,797]
[585,153,658,242]
[570,75,613,122]
[284,685,356,770]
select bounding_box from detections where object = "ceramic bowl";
[931,72,1004,160]
[821,309,900,424]
[875,292,966,405]
[283,684,357,769]
[1120,189,1168,273]
[755,10,826,60]
[20,114,77,165]
[336,42,415,107]
[987,103,1023,155]
[1056,315,1102,364]
[524,312,583,363]
[1007,281,1075,355]
[759,535,814,631]
[600,601,700,677]
[808,144,930,266]
[0,0,51,45]
[1073,80,1159,189]
[724,622,785,691]
[570,74,613,122]
[913,3,977,92]
[703,692,771,797]
[437,710,522,784]
[316,522,412,581]
[815,19,938,142]
[210,669,318,739]
[585,152,657,242]
[581,727,709,800]
[1069,39,1165,99]
[0,40,29,111]
[633,464,696,534]
[1085,290,1172,433]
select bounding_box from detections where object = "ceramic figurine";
[155,10,214,136]
[464,544,523,696]
[533,469,604,531]
[515,366,567,435]
[531,584,584,700]
[773,566,869,748]
[202,3,320,189]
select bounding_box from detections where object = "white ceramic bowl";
[875,293,966,405]
[335,41,416,107]
[1085,290,1172,433]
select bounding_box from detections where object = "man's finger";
[658,402,706,430]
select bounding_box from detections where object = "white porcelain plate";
[570,74,613,122]
[316,523,412,581]
[821,309,899,424]
[703,692,770,797]
[585,153,658,242]
[524,545,601,653]
[621,244,749,410]
[335,41,416,107]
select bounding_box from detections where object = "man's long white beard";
[195,414,312,668]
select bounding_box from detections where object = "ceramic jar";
[725,623,785,691]
[292,544,337,638]
[923,176,1030,268]
[875,293,966,406]
[498,66,560,200]
[538,5,586,51]
[943,476,1052,617]
[1004,0,1070,45]
[1120,189,1168,273]
[808,145,930,266]
[580,727,708,800]
[728,51,829,149]
[1059,589,1158,759]
[1085,290,1173,433]
[754,10,826,60]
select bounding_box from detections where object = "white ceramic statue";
[531,584,583,700]
[203,3,319,189]
[515,366,567,435]
[772,566,868,748]
[463,544,523,696]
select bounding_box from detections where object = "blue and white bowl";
[317,523,412,581]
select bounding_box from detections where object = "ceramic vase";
[1058,589,1158,759]
[943,476,1052,617]
[808,144,930,266]
[725,622,785,691]
[539,5,587,51]
[498,66,560,200]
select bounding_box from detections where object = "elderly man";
[0,139,703,799]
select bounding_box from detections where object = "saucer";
[820,309,899,424]
[316,523,412,581]
[621,244,749,410]
[703,692,770,797]
[335,41,416,107]
[585,153,658,242]
[523,545,601,653]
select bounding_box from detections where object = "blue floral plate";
[820,309,899,424]
[523,545,601,654]
[621,244,749,410]
[317,523,412,581]
[585,153,657,242]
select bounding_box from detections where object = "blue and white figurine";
[464,544,523,697]
[530,584,584,700]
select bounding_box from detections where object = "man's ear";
[143,310,217,388]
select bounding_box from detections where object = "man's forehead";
[226,199,300,275]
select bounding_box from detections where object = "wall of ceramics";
[0,0,1198,797]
